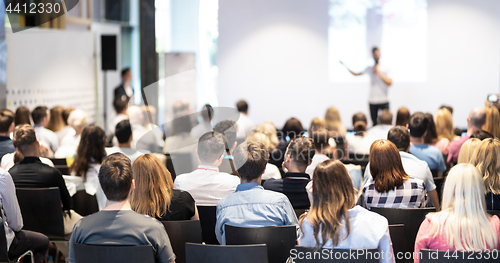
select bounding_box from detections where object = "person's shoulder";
[261,188,289,202]
[263,178,283,189]
[216,172,240,182]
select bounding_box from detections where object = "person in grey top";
[32,106,59,153]
[68,153,176,263]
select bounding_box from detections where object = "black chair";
[225,225,296,263]
[185,243,268,263]
[50,158,70,175]
[432,177,445,202]
[388,224,406,263]
[196,206,219,244]
[165,154,177,182]
[0,217,34,263]
[371,207,435,256]
[420,249,498,262]
[74,244,155,263]
[161,220,202,263]
[292,246,379,262]
[71,190,99,217]
[430,170,438,178]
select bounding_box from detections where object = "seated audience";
[457,138,481,164]
[414,164,500,263]
[108,98,129,137]
[128,105,164,153]
[434,108,455,155]
[367,109,393,140]
[216,141,299,245]
[408,112,446,177]
[131,154,199,221]
[0,168,49,263]
[0,109,15,161]
[54,110,87,158]
[213,120,239,175]
[345,112,374,156]
[174,131,239,206]
[235,100,255,139]
[309,118,338,158]
[298,160,394,263]
[246,132,281,180]
[190,104,214,139]
[364,127,440,211]
[440,105,463,137]
[363,139,427,210]
[32,106,59,152]
[106,120,147,164]
[68,125,108,210]
[264,136,314,209]
[254,121,281,163]
[482,106,500,138]
[57,107,75,143]
[67,153,176,263]
[305,129,330,177]
[274,117,304,176]
[48,106,65,142]
[14,106,30,126]
[423,113,439,146]
[469,138,500,210]
[324,106,347,138]
[448,107,486,164]
[395,107,410,127]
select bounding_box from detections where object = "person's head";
[121,68,132,84]
[423,113,438,144]
[468,107,486,130]
[48,106,65,132]
[378,109,392,125]
[457,138,482,164]
[439,105,453,115]
[0,109,15,135]
[98,153,134,202]
[469,138,500,195]
[14,106,31,126]
[12,124,39,157]
[62,107,75,126]
[213,120,238,152]
[310,129,330,153]
[113,97,129,114]
[436,163,498,251]
[482,107,500,138]
[236,100,249,114]
[387,126,410,152]
[395,107,410,127]
[201,104,214,122]
[233,141,269,182]
[31,106,49,127]
[308,118,326,136]
[470,130,494,140]
[254,122,279,152]
[302,159,355,248]
[128,106,146,127]
[71,125,107,181]
[352,112,367,132]
[282,117,304,140]
[408,112,429,138]
[197,132,225,166]
[115,120,133,145]
[67,110,87,135]
[284,136,315,172]
[372,46,380,63]
[130,154,174,218]
[369,139,409,193]
[325,107,344,135]
[435,108,454,141]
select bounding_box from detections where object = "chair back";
[370,207,435,255]
[0,217,10,262]
[165,154,177,182]
[433,177,445,203]
[292,246,379,262]
[50,158,70,175]
[72,190,99,217]
[196,206,219,244]
[74,244,155,263]
[420,249,499,262]
[388,224,405,263]
[225,225,296,263]
[185,243,268,263]
[15,187,65,239]
[161,220,202,263]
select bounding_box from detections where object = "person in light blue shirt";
[215,141,299,245]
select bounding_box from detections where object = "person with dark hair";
[409,112,447,177]
[108,98,129,137]
[67,153,176,263]
[273,118,304,176]
[190,104,214,139]
[32,106,59,152]
[235,100,255,139]
[214,120,239,175]
[341,47,393,126]
[346,112,375,156]
[362,140,427,210]
[174,132,239,206]
[0,109,16,160]
[14,106,30,127]
[448,107,486,164]
[264,136,315,209]
[395,107,410,127]
[215,141,299,245]
[363,126,440,211]
[106,120,147,164]
[423,113,439,145]
[366,109,393,140]
[114,68,134,106]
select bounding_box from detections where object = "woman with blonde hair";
[414,164,500,262]
[469,138,500,210]
[324,107,347,137]
[434,108,455,155]
[456,138,481,164]
[48,106,65,133]
[254,121,279,152]
[131,154,199,220]
[299,159,394,263]
[482,106,500,138]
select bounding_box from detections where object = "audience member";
[0,109,15,161]
[191,104,214,139]
[216,141,299,244]
[246,132,281,180]
[106,120,146,164]
[364,127,440,211]
[408,112,446,177]
[414,164,500,263]
[448,107,486,164]
[58,107,76,142]
[131,154,199,221]
[395,107,410,127]
[469,138,500,210]
[235,100,255,139]
[324,106,347,138]
[128,106,164,153]
[68,125,108,210]
[14,106,30,126]
[264,136,314,209]
[423,113,438,145]
[164,115,199,171]
[482,106,500,138]
[254,121,281,170]
[213,120,239,175]
[434,108,455,155]
[32,106,59,152]
[362,139,427,210]
[54,110,87,158]
[174,132,239,206]
[0,168,49,263]
[345,112,374,155]
[457,138,481,164]
[298,160,394,263]
[48,106,65,135]
[275,117,304,176]
[305,130,330,177]
[67,153,176,263]
[439,105,463,136]
[108,97,129,137]
[308,118,338,158]
[114,68,135,105]
[366,109,393,139]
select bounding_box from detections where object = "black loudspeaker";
[101,35,117,70]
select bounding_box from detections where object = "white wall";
[217,0,500,129]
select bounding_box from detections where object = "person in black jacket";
[114,68,134,105]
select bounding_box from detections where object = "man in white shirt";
[366,109,393,140]
[32,106,59,153]
[235,100,255,140]
[341,47,393,126]
[190,104,214,139]
[106,120,147,164]
[174,131,240,206]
